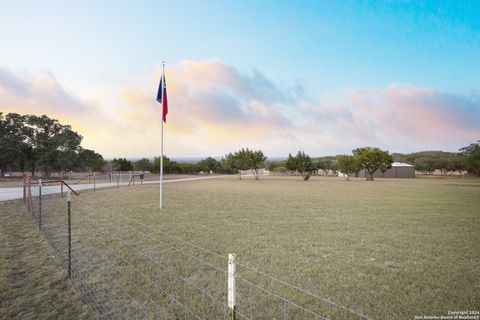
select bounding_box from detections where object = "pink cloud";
[1,62,478,157]
[303,84,480,152]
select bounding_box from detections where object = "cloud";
[0,67,129,153]
[114,62,480,155]
[284,84,479,154]
[166,59,293,130]
[109,59,299,156]
[1,62,479,157]
[0,67,92,117]
[326,85,480,151]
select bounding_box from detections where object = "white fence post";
[228,253,237,320]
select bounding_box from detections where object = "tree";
[224,148,266,180]
[296,151,314,180]
[223,153,240,176]
[224,153,238,175]
[337,155,362,180]
[285,153,297,174]
[26,115,83,176]
[449,155,466,175]
[441,155,465,175]
[330,161,338,176]
[265,160,278,172]
[397,151,462,176]
[78,148,105,172]
[248,149,267,180]
[133,158,151,171]
[1,112,105,176]
[460,140,480,176]
[0,113,27,176]
[353,147,393,181]
[150,156,182,173]
[316,159,334,176]
[112,158,133,171]
[56,149,79,172]
[198,157,220,173]
[287,151,315,180]
[414,157,436,175]
[177,162,201,174]
[235,148,266,180]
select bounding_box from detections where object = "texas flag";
[156,74,168,122]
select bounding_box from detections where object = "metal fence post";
[23,173,26,206]
[156,261,161,317]
[61,173,64,198]
[228,253,237,320]
[67,190,72,279]
[93,172,96,192]
[28,174,33,214]
[38,179,42,230]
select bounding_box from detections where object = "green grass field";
[2,176,479,319]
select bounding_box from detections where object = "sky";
[1,0,479,158]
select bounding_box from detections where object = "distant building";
[239,168,270,176]
[357,162,415,178]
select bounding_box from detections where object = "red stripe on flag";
[163,83,168,122]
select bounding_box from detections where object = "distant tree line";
[0,113,104,177]
[391,149,475,176]
[267,142,480,179]
[282,147,393,181]
[129,156,230,175]
[137,148,267,180]
[120,144,480,179]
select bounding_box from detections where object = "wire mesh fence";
[23,176,372,320]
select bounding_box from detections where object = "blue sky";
[1,1,479,157]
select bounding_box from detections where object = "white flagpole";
[160,61,165,209]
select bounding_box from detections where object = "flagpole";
[160,61,165,209]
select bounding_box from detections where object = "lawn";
[1,175,479,319]
[0,201,90,319]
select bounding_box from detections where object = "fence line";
[73,194,372,319]
[22,176,372,320]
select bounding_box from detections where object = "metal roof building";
[357,162,415,178]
